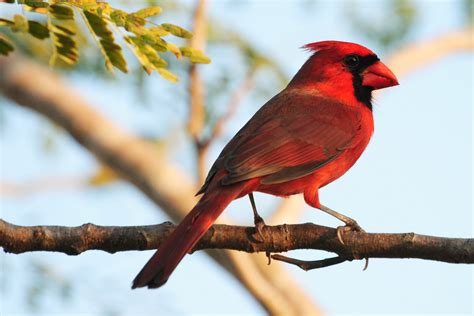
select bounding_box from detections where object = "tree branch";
[387,27,474,77]
[203,68,256,148]
[0,175,87,197]
[188,0,208,184]
[1,219,472,264]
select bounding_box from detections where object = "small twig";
[387,27,474,77]
[196,69,257,186]
[271,254,349,271]
[0,175,88,197]
[203,69,257,148]
[188,0,208,184]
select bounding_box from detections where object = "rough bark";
[2,219,472,265]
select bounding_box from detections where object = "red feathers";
[302,40,376,56]
[133,41,399,289]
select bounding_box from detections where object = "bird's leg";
[318,204,365,244]
[249,193,266,242]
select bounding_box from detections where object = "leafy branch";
[0,1,210,81]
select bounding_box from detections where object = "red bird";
[132,40,398,289]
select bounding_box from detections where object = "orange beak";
[362,61,399,90]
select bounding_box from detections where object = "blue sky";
[1,0,472,315]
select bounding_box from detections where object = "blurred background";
[0,0,472,315]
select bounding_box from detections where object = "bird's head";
[289,40,399,110]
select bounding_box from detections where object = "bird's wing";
[218,91,361,186]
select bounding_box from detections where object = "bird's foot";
[252,214,266,243]
[336,219,365,245]
[335,219,370,270]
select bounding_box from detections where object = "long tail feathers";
[132,183,246,289]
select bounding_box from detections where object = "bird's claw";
[362,258,369,271]
[252,215,266,243]
[265,251,272,265]
[336,220,365,245]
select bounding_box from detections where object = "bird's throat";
[352,75,373,111]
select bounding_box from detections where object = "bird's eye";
[343,55,360,69]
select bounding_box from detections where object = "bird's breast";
[317,108,373,187]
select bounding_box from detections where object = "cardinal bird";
[132,40,398,289]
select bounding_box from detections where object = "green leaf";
[12,14,28,32]
[124,22,147,36]
[149,26,170,37]
[126,36,169,75]
[23,4,49,14]
[134,6,162,19]
[25,0,49,8]
[157,68,178,83]
[81,3,99,12]
[180,47,211,64]
[161,23,192,39]
[166,42,181,59]
[23,1,49,14]
[126,13,146,28]
[0,2,210,80]
[54,24,75,36]
[96,3,113,17]
[0,16,49,40]
[127,28,168,52]
[82,10,127,73]
[141,43,167,68]
[143,34,167,51]
[28,20,49,39]
[49,4,74,20]
[110,9,127,27]
[126,37,152,74]
[48,4,78,65]
[0,18,14,26]
[0,36,14,56]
